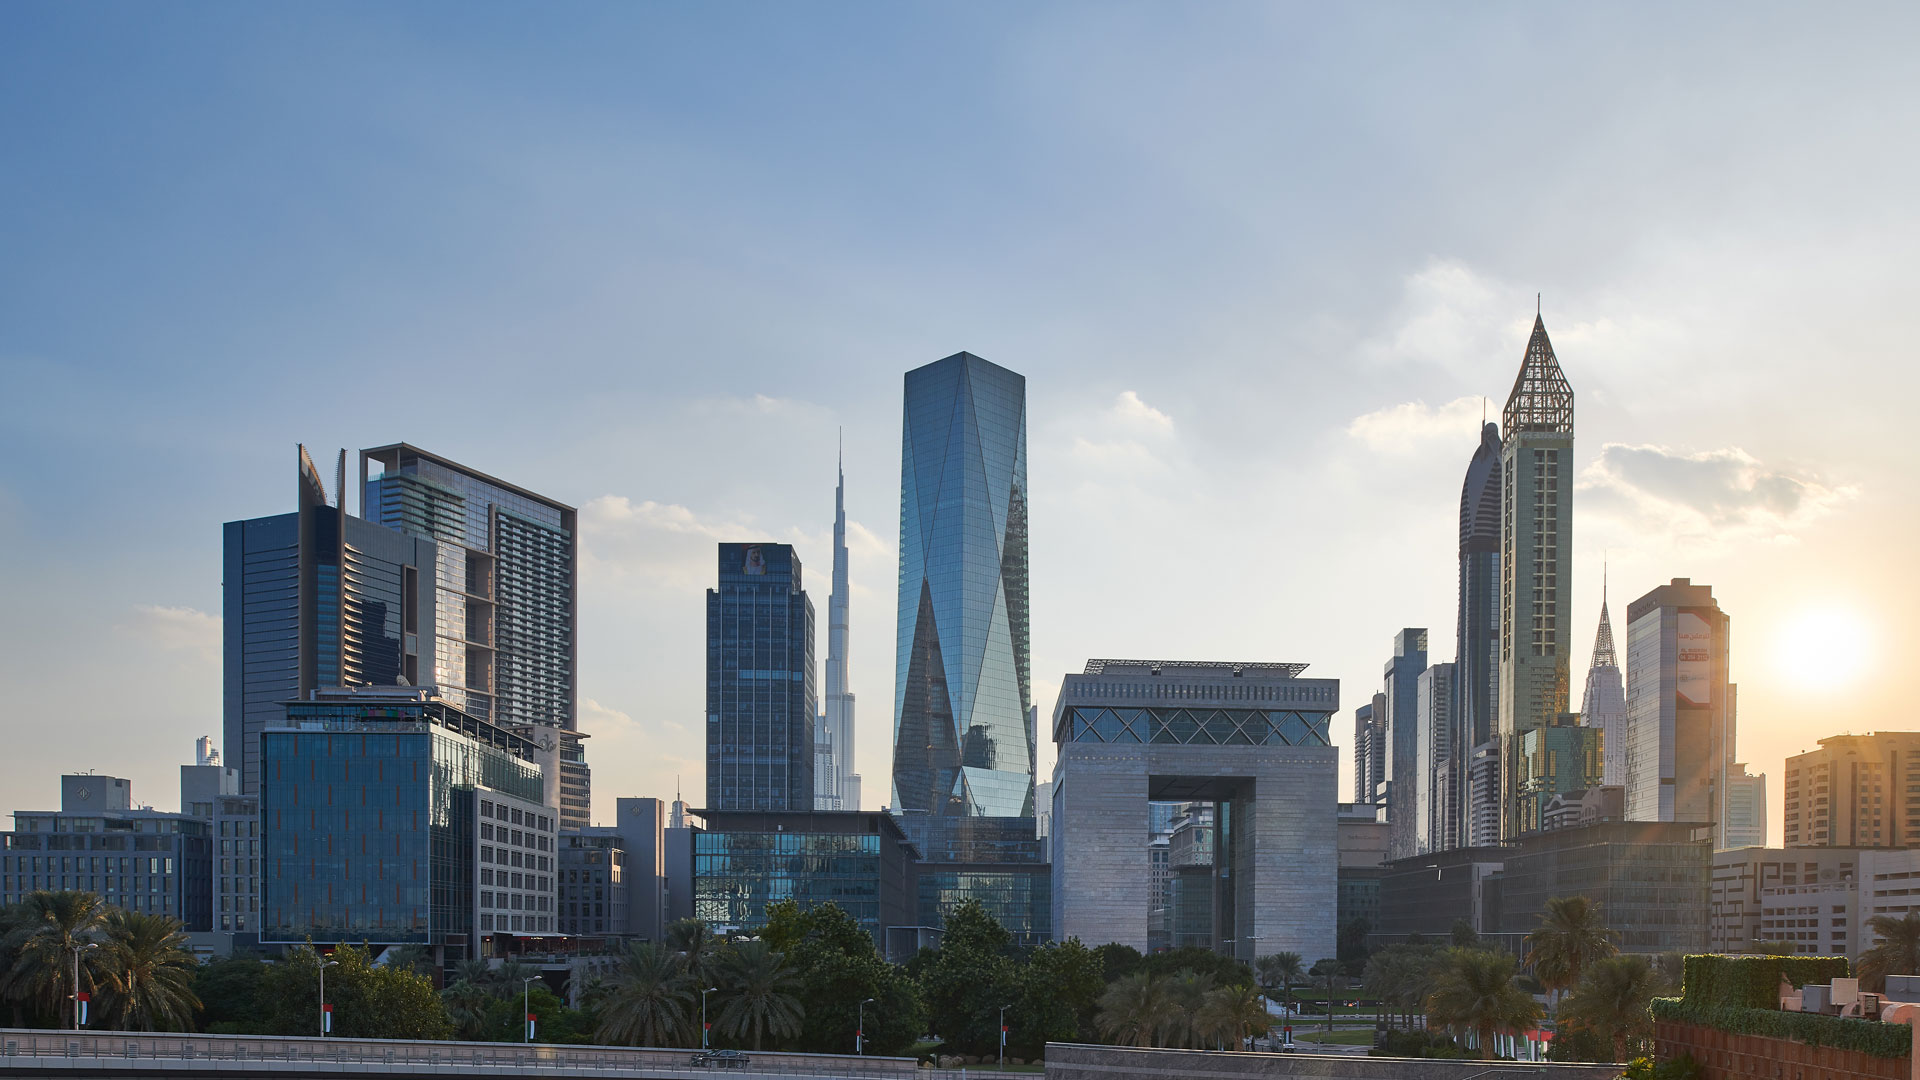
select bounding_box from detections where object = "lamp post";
[999,1004,1012,1067]
[856,997,875,1055]
[701,986,718,1049]
[319,959,339,1037]
[523,976,538,1043]
[69,942,97,1031]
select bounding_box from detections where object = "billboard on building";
[1677,611,1712,708]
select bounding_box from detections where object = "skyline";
[4,4,1915,853]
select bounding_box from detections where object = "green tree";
[1363,944,1436,1030]
[381,945,434,979]
[1308,958,1345,1036]
[1163,969,1217,1048]
[1,890,108,1028]
[1858,913,1920,992]
[1425,947,1541,1059]
[595,940,694,1047]
[192,953,268,1033]
[1138,946,1251,987]
[1197,983,1272,1050]
[712,940,802,1051]
[96,910,200,1031]
[758,900,924,1057]
[1451,920,1480,948]
[443,977,496,1041]
[1337,919,1372,968]
[1095,972,1171,1048]
[1092,942,1143,983]
[1524,896,1618,1004]
[1007,939,1104,1057]
[1558,954,1658,1063]
[917,899,1019,1058]
[665,918,717,982]
[259,944,450,1039]
[1256,951,1305,1013]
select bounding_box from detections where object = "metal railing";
[0,1029,1039,1079]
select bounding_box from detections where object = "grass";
[1293,1029,1376,1046]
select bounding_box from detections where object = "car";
[689,1048,752,1069]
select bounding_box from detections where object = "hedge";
[1679,955,1851,1009]
[1652,997,1913,1059]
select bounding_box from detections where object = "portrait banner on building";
[1677,611,1711,708]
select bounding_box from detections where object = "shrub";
[1652,997,1911,1059]
[1678,955,1850,1009]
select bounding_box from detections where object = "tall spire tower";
[1583,565,1627,787]
[1497,313,1576,838]
[816,441,861,810]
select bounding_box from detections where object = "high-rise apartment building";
[1498,315,1575,839]
[1582,575,1627,787]
[223,447,437,795]
[815,457,862,811]
[1383,629,1428,860]
[1353,701,1385,805]
[707,543,817,811]
[1782,733,1920,848]
[893,352,1033,824]
[1725,764,1767,849]
[1455,420,1502,854]
[1418,662,1458,854]
[1624,578,1735,843]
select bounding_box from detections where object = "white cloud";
[1112,390,1173,432]
[119,604,220,660]
[1067,390,1178,471]
[1346,395,1486,456]
[1578,443,1857,548]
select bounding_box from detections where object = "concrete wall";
[1045,1043,1624,1080]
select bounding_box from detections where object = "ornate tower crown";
[1502,314,1574,438]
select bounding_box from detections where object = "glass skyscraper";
[706,543,817,811]
[892,352,1033,822]
[1498,315,1575,838]
[223,446,438,795]
[1455,420,1502,846]
[360,445,584,829]
[815,456,861,811]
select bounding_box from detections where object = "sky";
[3,3,1916,849]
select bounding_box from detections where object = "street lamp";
[998,1004,1013,1068]
[69,942,98,1031]
[319,959,339,1037]
[701,986,719,1050]
[523,976,539,1043]
[856,997,875,1055]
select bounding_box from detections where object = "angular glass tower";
[892,352,1033,821]
[1497,315,1575,838]
[1582,570,1627,787]
[708,543,817,811]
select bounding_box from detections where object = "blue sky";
[4,3,1916,842]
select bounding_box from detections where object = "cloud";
[1069,390,1177,470]
[1578,443,1857,547]
[1346,395,1486,455]
[1112,390,1173,432]
[119,605,220,661]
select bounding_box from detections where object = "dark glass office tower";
[360,445,583,828]
[707,543,817,811]
[222,447,437,795]
[1455,421,1502,846]
[893,352,1033,822]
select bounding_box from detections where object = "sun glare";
[1775,608,1873,690]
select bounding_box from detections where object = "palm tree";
[1,891,107,1027]
[1308,958,1344,1036]
[1095,972,1171,1048]
[712,941,802,1051]
[596,941,695,1047]
[1558,954,1658,1063]
[491,958,539,992]
[1164,970,1217,1047]
[96,910,200,1031]
[1524,896,1618,1004]
[1425,948,1541,1059]
[382,944,434,979]
[1858,913,1920,992]
[1257,952,1305,1015]
[1197,983,1272,1050]
[452,958,495,990]
[665,918,716,981]
[443,978,494,1041]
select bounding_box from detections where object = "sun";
[1774,608,1872,691]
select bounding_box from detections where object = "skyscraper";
[1455,420,1502,849]
[360,445,583,828]
[1723,765,1767,849]
[707,543,817,811]
[1582,570,1627,787]
[1625,578,1735,842]
[1497,315,1575,838]
[1781,733,1920,847]
[223,446,437,795]
[1353,701,1384,805]
[1383,628,1428,860]
[892,352,1032,823]
[815,453,862,811]
[1418,662,1458,853]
